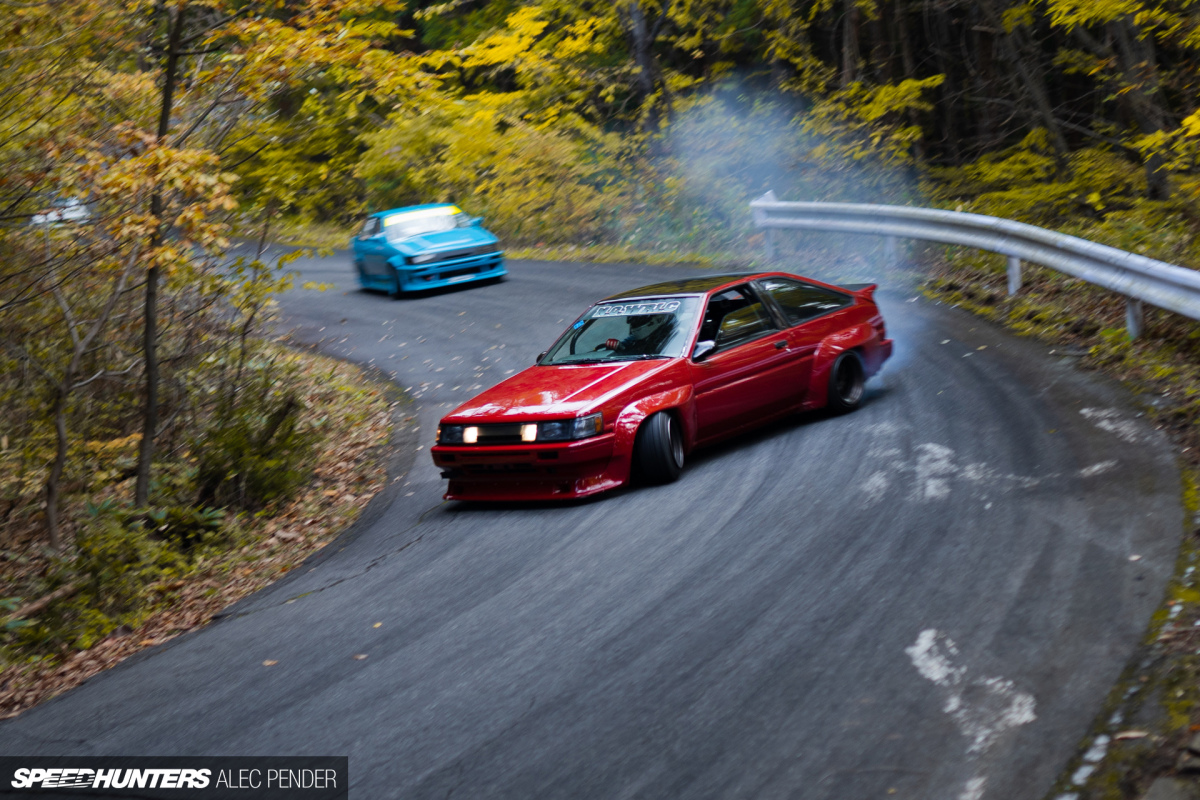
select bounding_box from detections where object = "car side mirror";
[692,341,716,361]
[537,351,547,363]
[470,216,484,226]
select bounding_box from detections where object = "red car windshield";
[540,297,701,365]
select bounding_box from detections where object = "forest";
[3,0,1200,683]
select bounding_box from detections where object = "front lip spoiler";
[432,433,618,500]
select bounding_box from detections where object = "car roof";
[370,204,459,219]
[600,273,763,301]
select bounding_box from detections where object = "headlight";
[438,424,464,444]
[409,253,437,264]
[536,413,603,442]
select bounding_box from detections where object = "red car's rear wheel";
[635,411,684,484]
[827,350,865,412]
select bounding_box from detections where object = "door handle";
[774,340,788,350]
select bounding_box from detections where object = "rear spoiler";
[841,282,878,301]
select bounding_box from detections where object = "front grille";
[462,463,537,474]
[441,265,482,280]
[414,244,500,265]
[466,423,525,445]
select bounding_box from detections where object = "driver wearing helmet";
[612,314,673,356]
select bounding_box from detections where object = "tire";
[827,350,865,413]
[389,269,404,299]
[634,411,684,484]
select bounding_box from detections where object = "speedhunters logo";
[12,769,211,790]
[0,758,347,799]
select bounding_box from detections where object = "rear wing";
[841,282,879,301]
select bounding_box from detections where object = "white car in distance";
[31,197,91,225]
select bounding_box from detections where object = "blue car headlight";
[409,253,437,265]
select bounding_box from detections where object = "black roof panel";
[601,273,757,301]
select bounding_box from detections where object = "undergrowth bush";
[16,505,188,653]
[192,360,320,511]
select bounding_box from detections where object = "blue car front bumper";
[358,252,506,293]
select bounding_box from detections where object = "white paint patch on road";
[907,629,1038,800]
[915,444,956,500]
[1080,408,1143,444]
[958,777,987,800]
[862,471,890,505]
[907,628,965,686]
[959,677,1037,753]
[1079,460,1118,478]
[861,437,1120,508]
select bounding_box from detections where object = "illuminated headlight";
[463,426,479,444]
[536,413,603,442]
[438,424,464,444]
[409,253,437,264]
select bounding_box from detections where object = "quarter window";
[359,217,380,237]
[759,277,852,325]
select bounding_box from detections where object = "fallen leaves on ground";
[0,352,401,719]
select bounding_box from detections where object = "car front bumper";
[431,432,622,501]
[397,253,506,291]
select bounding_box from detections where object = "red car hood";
[445,359,678,421]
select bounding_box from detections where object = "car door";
[690,284,797,438]
[355,217,391,280]
[755,276,855,403]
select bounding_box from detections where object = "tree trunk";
[1108,16,1172,200]
[135,1,188,507]
[840,0,860,86]
[44,386,68,549]
[893,0,925,162]
[978,0,1069,167]
[617,0,672,130]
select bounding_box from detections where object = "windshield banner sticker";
[383,206,460,226]
[592,300,681,318]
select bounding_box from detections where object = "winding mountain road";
[0,254,1182,800]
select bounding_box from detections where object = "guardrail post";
[1126,298,1144,339]
[884,236,897,267]
[754,190,776,261]
[1006,256,1021,296]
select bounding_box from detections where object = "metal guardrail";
[750,191,1200,338]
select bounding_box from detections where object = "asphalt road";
[0,254,1183,800]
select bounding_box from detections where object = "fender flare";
[803,323,878,409]
[610,386,696,478]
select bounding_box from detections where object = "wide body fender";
[607,386,696,483]
[803,323,881,410]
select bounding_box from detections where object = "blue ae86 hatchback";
[352,204,506,295]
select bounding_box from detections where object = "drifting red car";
[432,272,892,501]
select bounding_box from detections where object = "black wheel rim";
[835,358,863,405]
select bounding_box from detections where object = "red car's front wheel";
[635,411,684,484]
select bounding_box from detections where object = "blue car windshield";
[540,298,701,365]
[382,207,468,241]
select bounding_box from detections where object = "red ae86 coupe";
[432,272,893,501]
